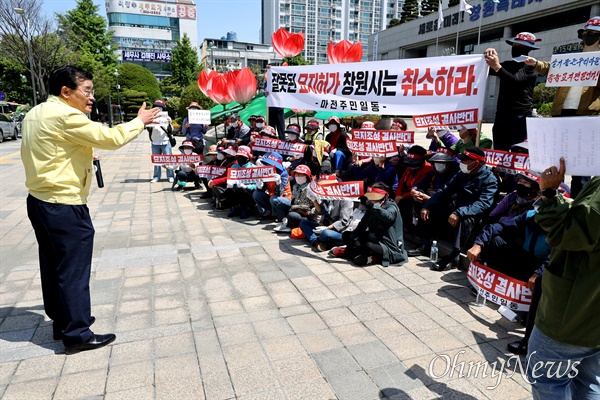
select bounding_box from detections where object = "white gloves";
[238,183,247,190]
[306,189,317,202]
[256,181,264,190]
[274,174,281,185]
[313,226,326,234]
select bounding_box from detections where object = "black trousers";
[492,112,528,151]
[417,204,481,252]
[26,195,94,345]
[268,107,285,141]
[481,236,544,282]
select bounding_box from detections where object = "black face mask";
[516,184,535,199]
[237,157,248,165]
[582,32,600,46]
[511,46,531,58]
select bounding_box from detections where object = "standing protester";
[484,32,540,151]
[21,65,160,354]
[526,158,600,399]
[264,64,286,140]
[148,99,174,183]
[525,17,600,198]
[181,102,207,155]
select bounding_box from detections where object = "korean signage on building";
[122,51,172,63]
[106,0,196,20]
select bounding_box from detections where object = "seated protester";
[248,115,257,130]
[166,140,202,191]
[467,209,550,282]
[251,125,278,158]
[181,102,207,155]
[350,154,398,189]
[306,141,333,177]
[253,152,291,219]
[426,127,460,154]
[299,175,355,251]
[410,148,459,218]
[394,145,434,230]
[224,146,257,219]
[489,173,541,222]
[325,116,351,176]
[303,119,323,145]
[390,119,407,131]
[285,123,304,144]
[272,165,314,232]
[341,182,409,267]
[207,146,241,209]
[410,146,498,271]
[448,125,493,154]
[220,113,251,147]
[199,145,220,199]
[255,115,266,130]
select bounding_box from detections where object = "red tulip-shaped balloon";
[228,67,257,105]
[327,40,363,64]
[198,69,217,97]
[206,73,233,105]
[272,28,305,58]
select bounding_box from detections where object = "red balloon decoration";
[206,73,232,105]
[327,40,363,64]
[198,69,217,97]
[272,28,305,59]
[227,67,257,105]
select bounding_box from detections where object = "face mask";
[582,32,600,46]
[434,163,447,173]
[516,184,535,199]
[231,122,238,128]
[295,175,307,185]
[460,162,471,174]
[516,195,536,205]
[511,46,530,58]
[237,157,248,165]
[288,134,298,141]
[183,149,193,155]
[205,155,215,162]
[328,124,338,132]
[217,153,225,160]
[256,123,264,128]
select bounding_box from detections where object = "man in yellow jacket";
[21,65,160,355]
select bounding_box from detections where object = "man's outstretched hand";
[137,102,161,126]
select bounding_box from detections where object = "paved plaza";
[0,132,533,399]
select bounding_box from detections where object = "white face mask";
[183,149,193,155]
[295,175,307,185]
[460,162,471,174]
[288,134,298,141]
[434,163,447,173]
[374,157,385,166]
[328,124,338,132]
[231,122,238,128]
[217,153,225,160]
[205,155,215,162]
[256,123,264,128]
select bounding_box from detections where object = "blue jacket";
[352,161,397,188]
[181,118,206,141]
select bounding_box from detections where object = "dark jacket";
[182,118,207,141]
[352,161,398,188]
[489,60,537,115]
[424,165,498,217]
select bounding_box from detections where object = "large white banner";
[267,55,488,116]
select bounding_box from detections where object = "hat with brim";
[429,148,456,163]
[506,32,541,49]
[292,164,312,178]
[221,146,237,157]
[579,17,600,36]
[401,153,426,167]
[285,124,301,135]
[187,102,201,110]
[364,186,387,201]
[457,147,486,162]
[261,152,285,172]
[206,145,218,155]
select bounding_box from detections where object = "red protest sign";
[309,179,364,200]
[467,261,532,312]
[151,154,203,164]
[226,166,276,185]
[413,108,478,129]
[484,150,530,174]
[252,137,307,156]
[195,165,227,179]
[350,129,415,145]
[347,139,398,157]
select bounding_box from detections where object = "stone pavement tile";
[342,269,374,282]
[257,271,288,284]
[117,299,152,314]
[354,278,390,294]
[349,302,391,322]
[317,272,350,286]
[0,361,19,385]
[274,305,311,318]
[237,388,286,400]
[228,362,280,397]
[417,327,469,353]
[398,311,442,333]
[319,307,360,328]
[327,370,381,400]
[115,312,153,332]
[311,348,362,379]
[122,275,152,288]
[231,272,268,298]
[261,335,306,361]
[104,385,155,400]
[381,334,433,361]
[110,338,154,365]
[298,330,344,353]
[300,286,337,303]
[3,270,37,281]
[54,368,107,399]
[201,369,236,400]
[120,286,152,301]
[253,318,293,339]
[367,362,427,397]
[0,292,22,306]
[290,276,323,290]
[266,280,298,294]
[445,286,479,304]
[377,297,418,317]
[421,292,464,310]
[310,298,345,312]
[347,341,399,370]
[242,295,277,313]
[11,354,64,383]
[284,379,336,400]
[331,323,377,346]
[462,320,512,342]
[1,378,57,400]
[155,355,204,399]
[445,324,485,346]
[272,354,322,386]
[247,309,282,323]
[392,271,430,287]
[364,317,409,339]
[154,295,185,310]
[278,263,313,280]
[213,313,250,328]
[154,332,196,358]
[222,341,268,370]
[217,323,257,347]
[286,313,327,333]
[271,292,307,308]
[0,314,42,332]
[427,379,492,400]
[328,282,363,298]
[106,360,153,393]
[209,299,245,317]
[63,346,111,374]
[439,303,479,324]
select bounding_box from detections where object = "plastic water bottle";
[430,241,439,263]
[474,289,487,307]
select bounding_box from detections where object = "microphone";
[93,159,104,188]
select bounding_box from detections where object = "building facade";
[261,0,406,65]
[369,0,600,120]
[106,0,198,79]
[200,38,283,72]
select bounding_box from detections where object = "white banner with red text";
[308,179,364,201]
[267,55,487,116]
[351,129,415,146]
[226,166,276,185]
[195,165,227,179]
[412,109,478,129]
[347,139,398,157]
[484,150,530,175]
[252,137,307,157]
[467,261,532,312]
[151,154,203,164]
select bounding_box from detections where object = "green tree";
[448,0,460,6]
[249,63,265,93]
[421,0,439,16]
[284,54,311,66]
[170,34,200,88]
[121,88,148,121]
[178,82,212,119]
[160,76,183,100]
[400,0,419,23]
[117,63,162,103]
[532,83,558,106]
[0,58,31,104]
[165,96,180,120]
[387,18,402,28]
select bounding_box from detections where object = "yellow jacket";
[21,96,145,204]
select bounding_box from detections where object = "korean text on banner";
[227,166,277,185]
[151,154,203,164]
[351,129,415,145]
[545,51,600,87]
[195,165,227,179]
[484,150,530,174]
[266,55,488,116]
[308,179,364,200]
[188,109,211,125]
[147,111,170,128]
[347,139,398,157]
[527,116,600,176]
[252,137,307,156]
[413,108,478,129]
[467,261,532,312]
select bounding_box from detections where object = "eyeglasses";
[77,88,95,98]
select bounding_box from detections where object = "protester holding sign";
[253,152,290,219]
[350,154,398,189]
[272,165,314,233]
[148,99,174,183]
[224,146,258,219]
[426,127,459,155]
[488,173,540,222]
[484,32,540,151]
[181,102,207,155]
[166,140,202,191]
[448,125,493,154]
[395,146,433,231]
[207,146,241,209]
[325,116,351,176]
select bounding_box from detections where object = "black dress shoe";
[507,341,528,355]
[432,256,459,271]
[53,316,96,341]
[64,333,116,355]
[407,247,430,257]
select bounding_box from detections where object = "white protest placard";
[527,116,600,176]
[147,111,169,128]
[188,109,211,124]
[267,55,488,116]
[546,51,600,87]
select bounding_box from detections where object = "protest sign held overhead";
[413,109,478,129]
[347,139,398,157]
[308,179,364,201]
[151,154,203,164]
[227,166,277,185]
[350,129,415,145]
[545,51,600,87]
[467,262,532,312]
